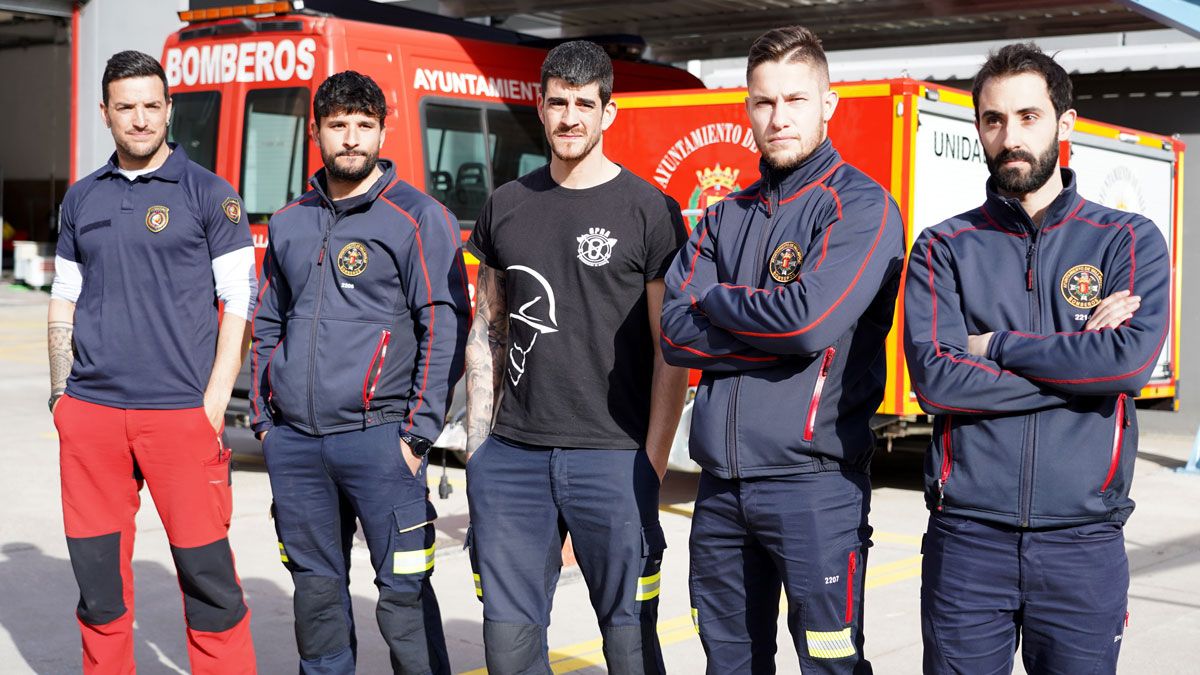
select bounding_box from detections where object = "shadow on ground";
[0,542,486,673]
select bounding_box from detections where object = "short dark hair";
[972,43,1073,120]
[540,41,614,106]
[102,50,168,105]
[746,26,829,85]
[313,70,388,126]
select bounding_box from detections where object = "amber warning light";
[178,1,297,22]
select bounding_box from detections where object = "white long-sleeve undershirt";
[52,246,258,321]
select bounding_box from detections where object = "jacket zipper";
[726,378,741,477]
[307,209,342,434]
[1019,227,1041,527]
[362,329,392,414]
[937,414,953,510]
[804,347,837,441]
[844,551,857,623]
[1101,394,1130,492]
[726,177,781,478]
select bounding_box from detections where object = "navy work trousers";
[689,469,873,674]
[465,434,666,675]
[264,422,449,675]
[921,514,1128,675]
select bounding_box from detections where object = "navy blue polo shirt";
[57,145,251,409]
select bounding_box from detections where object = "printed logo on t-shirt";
[337,242,369,277]
[576,227,618,267]
[505,264,559,386]
[222,197,242,224]
[145,205,170,233]
[1060,264,1103,309]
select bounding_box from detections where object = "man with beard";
[250,70,470,674]
[659,26,904,673]
[903,43,1169,673]
[48,50,257,673]
[463,40,689,674]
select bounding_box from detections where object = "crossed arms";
[903,222,1171,416]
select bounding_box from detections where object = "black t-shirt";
[468,165,687,449]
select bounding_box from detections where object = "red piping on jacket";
[380,196,436,432]
[725,187,890,339]
[660,332,780,362]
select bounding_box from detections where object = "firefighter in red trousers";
[47,50,257,674]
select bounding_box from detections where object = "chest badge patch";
[222,197,242,224]
[337,242,369,277]
[1061,264,1103,309]
[769,241,803,283]
[145,205,169,233]
[576,227,618,267]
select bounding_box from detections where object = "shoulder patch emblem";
[337,242,368,277]
[576,227,618,267]
[222,197,242,224]
[769,241,803,283]
[145,205,170,233]
[1061,264,1103,309]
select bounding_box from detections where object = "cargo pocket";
[635,523,668,604]
[802,545,863,662]
[390,497,437,585]
[464,525,483,603]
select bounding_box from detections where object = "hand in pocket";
[400,439,423,477]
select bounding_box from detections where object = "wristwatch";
[401,433,433,457]
[48,390,64,413]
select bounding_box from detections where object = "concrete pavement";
[2,284,1199,673]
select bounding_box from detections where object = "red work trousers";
[55,394,256,674]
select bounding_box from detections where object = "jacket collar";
[98,143,187,183]
[984,167,1082,233]
[309,159,397,209]
[757,137,841,200]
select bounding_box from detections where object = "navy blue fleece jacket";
[904,169,1170,527]
[250,161,471,441]
[661,140,905,478]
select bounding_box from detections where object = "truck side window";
[422,101,548,228]
[241,87,309,224]
[486,108,548,187]
[424,103,490,225]
[169,92,221,173]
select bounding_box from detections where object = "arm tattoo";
[465,265,508,454]
[48,321,74,395]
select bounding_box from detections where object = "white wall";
[0,42,69,181]
[74,0,185,179]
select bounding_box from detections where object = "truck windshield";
[169,91,220,173]
[241,87,309,224]
[423,101,548,228]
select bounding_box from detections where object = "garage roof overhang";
[437,0,1199,61]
